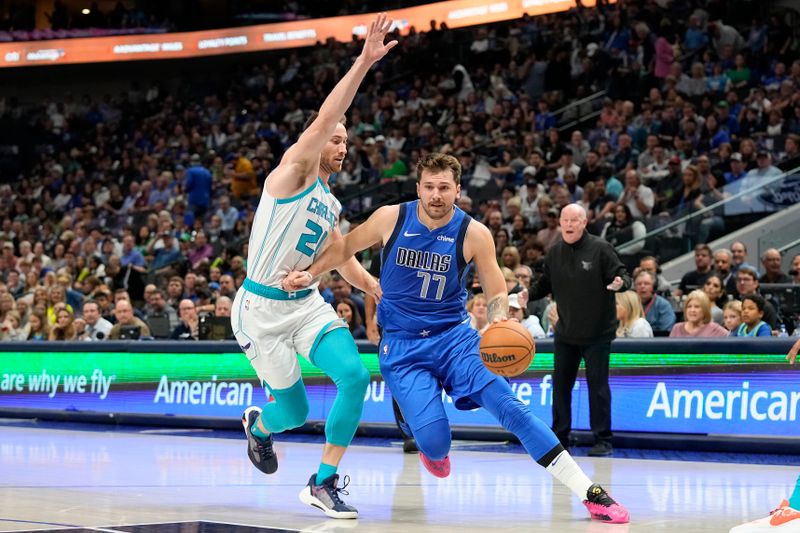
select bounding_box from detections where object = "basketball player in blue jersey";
[284,153,630,523]
[231,14,396,519]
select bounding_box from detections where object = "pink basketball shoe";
[419,453,451,478]
[583,484,630,524]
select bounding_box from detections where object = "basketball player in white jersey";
[232,14,396,519]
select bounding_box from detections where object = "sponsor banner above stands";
[0,339,797,439]
[0,0,596,68]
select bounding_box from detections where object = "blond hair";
[616,290,645,336]
[723,299,742,316]
[684,289,712,324]
[466,293,486,313]
[500,266,516,284]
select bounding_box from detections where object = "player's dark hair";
[303,111,347,131]
[694,243,711,256]
[417,153,462,185]
[741,292,766,312]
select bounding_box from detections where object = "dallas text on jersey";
[395,247,452,273]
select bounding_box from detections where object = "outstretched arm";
[283,205,398,290]
[271,14,398,194]
[333,234,381,301]
[465,221,509,323]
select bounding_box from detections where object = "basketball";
[479,321,535,377]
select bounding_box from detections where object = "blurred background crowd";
[0,0,799,342]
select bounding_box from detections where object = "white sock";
[545,450,593,500]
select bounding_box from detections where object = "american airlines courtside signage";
[0,340,797,438]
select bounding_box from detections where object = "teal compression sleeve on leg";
[310,327,370,447]
[260,378,309,434]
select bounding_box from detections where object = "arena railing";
[553,88,606,131]
[558,109,602,134]
[553,89,606,119]
[778,237,800,255]
[613,163,800,263]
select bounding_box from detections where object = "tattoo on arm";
[487,295,507,323]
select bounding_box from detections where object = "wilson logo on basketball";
[479,321,535,377]
[481,351,517,363]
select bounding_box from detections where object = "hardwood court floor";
[0,421,796,532]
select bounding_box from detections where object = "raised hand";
[606,276,624,291]
[547,301,559,326]
[517,288,529,309]
[359,13,398,65]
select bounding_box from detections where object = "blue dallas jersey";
[377,200,472,337]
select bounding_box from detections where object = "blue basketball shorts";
[379,321,499,432]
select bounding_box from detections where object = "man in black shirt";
[529,204,631,457]
[760,248,792,284]
[577,150,607,187]
[736,267,780,330]
[675,244,713,299]
[170,299,199,340]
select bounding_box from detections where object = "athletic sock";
[316,462,337,485]
[250,418,270,439]
[789,474,800,509]
[545,450,594,499]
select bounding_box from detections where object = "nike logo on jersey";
[403,231,421,237]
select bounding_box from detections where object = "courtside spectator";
[108,299,151,339]
[634,271,675,334]
[669,290,728,337]
[170,299,199,340]
[615,291,653,338]
[732,293,772,337]
[508,293,546,339]
[734,267,779,329]
[760,248,791,284]
[723,300,743,335]
[79,300,112,341]
[702,273,727,325]
[675,244,713,299]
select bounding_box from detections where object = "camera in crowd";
[198,315,234,340]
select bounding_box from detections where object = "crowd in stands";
[0,0,799,342]
[0,0,444,40]
[468,240,800,340]
[0,1,170,39]
[617,243,800,338]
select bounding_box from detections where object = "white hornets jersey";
[246,177,340,289]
